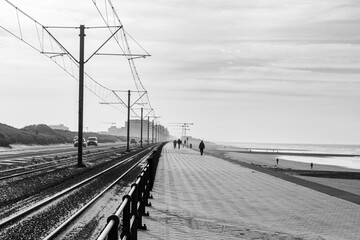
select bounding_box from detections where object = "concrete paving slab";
[138,144,360,240]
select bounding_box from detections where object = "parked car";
[130,139,137,144]
[74,137,86,147]
[87,137,98,146]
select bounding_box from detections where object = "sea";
[217,142,360,170]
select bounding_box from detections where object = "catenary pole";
[127,90,131,152]
[159,125,161,142]
[147,116,150,145]
[77,25,85,167]
[152,120,154,144]
[140,107,143,148]
[155,124,158,143]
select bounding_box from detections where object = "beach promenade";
[138,143,360,240]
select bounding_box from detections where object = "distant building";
[108,126,126,136]
[49,124,69,131]
[107,120,170,141]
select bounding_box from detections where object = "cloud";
[1,0,360,143]
[286,67,360,74]
[155,75,360,100]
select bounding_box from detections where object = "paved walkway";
[138,143,360,240]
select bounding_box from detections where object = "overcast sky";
[1,0,360,144]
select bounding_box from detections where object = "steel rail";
[42,146,157,239]
[0,146,153,228]
[0,157,77,181]
[97,150,159,240]
[0,146,127,180]
[0,144,123,174]
[97,180,135,240]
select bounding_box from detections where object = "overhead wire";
[1,0,124,113]
[16,7,23,39]
[91,0,155,117]
[2,0,157,121]
[35,21,42,50]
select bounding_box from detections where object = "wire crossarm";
[91,0,154,112]
[85,25,123,63]
[0,0,124,109]
[1,0,157,127]
[130,91,147,108]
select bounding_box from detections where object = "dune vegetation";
[0,123,125,148]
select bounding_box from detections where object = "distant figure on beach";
[173,140,177,149]
[199,140,205,155]
[276,158,279,165]
[310,162,313,169]
[177,139,181,149]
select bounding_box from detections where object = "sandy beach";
[199,142,360,197]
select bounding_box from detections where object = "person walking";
[177,139,181,149]
[173,140,177,149]
[310,162,313,170]
[199,140,205,155]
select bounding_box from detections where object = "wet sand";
[202,143,360,197]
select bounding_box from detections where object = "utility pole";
[127,90,131,152]
[154,124,156,143]
[77,25,85,167]
[1,3,130,166]
[152,120,154,144]
[156,124,158,143]
[101,90,147,150]
[147,116,150,146]
[160,125,162,142]
[159,125,161,142]
[140,107,143,148]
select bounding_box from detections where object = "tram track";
[0,145,158,240]
[0,145,129,180]
[0,143,125,171]
[44,148,155,240]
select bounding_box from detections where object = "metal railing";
[97,143,164,240]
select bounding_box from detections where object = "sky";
[1,0,360,144]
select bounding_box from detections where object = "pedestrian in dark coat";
[173,140,177,149]
[199,140,205,155]
[177,139,181,149]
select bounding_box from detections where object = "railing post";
[132,176,146,229]
[107,215,120,240]
[147,157,155,191]
[121,195,132,240]
[131,183,139,239]
[143,166,152,202]
[138,171,149,218]
[96,145,167,240]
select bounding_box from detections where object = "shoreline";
[226,149,360,157]
[208,143,360,171]
[202,142,360,197]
